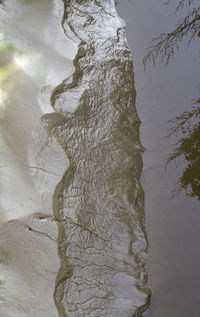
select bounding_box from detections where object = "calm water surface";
[118,1,200,316]
[0,0,151,316]
[0,0,200,316]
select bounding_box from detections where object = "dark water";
[118,0,200,316]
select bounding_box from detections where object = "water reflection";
[0,41,19,121]
[166,102,200,199]
[143,1,200,67]
[0,0,76,222]
[0,0,76,315]
[143,0,200,200]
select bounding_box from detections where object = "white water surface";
[0,0,77,222]
[0,0,77,315]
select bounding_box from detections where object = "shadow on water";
[143,0,200,201]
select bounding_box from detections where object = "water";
[50,1,151,315]
[0,0,76,222]
[1,0,199,316]
[0,0,151,316]
[0,0,76,315]
[118,0,200,316]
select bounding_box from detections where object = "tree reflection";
[143,0,200,200]
[166,101,200,200]
[143,1,200,67]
